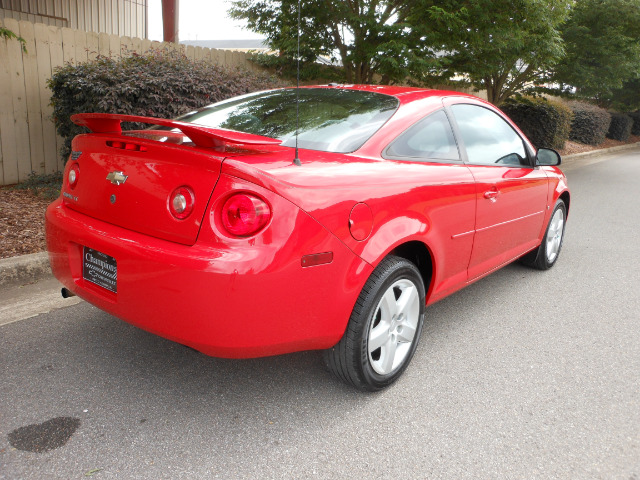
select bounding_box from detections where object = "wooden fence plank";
[74,29,87,63]
[185,45,195,61]
[48,25,65,172]
[140,38,151,53]
[195,46,204,61]
[108,32,119,57]
[224,49,233,67]
[0,18,3,186]
[232,51,246,69]
[20,21,46,175]
[98,32,110,57]
[0,22,17,185]
[130,35,141,53]
[86,31,99,60]
[4,18,31,182]
[119,35,132,56]
[34,23,56,174]
[61,27,76,64]
[209,48,222,66]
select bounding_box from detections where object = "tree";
[229,0,439,84]
[410,0,570,105]
[552,0,640,103]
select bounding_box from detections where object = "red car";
[46,85,569,391]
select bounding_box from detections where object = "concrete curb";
[0,142,638,291]
[0,252,52,289]
[561,142,640,168]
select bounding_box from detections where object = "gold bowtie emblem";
[106,171,128,185]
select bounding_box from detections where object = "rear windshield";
[172,88,399,153]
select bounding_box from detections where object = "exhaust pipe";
[61,288,76,298]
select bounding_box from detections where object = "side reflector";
[301,252,333,268]
[68,163,80,189]
[169,186,195,220]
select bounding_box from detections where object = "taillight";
[169,186,195,220]
[221,193,271,237]
[68,163,80,189]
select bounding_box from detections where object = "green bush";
[500,96,573,150]
[48,48,285,163]
[628,111,640,135]
[606,113,633,141]
[567,101,611,145]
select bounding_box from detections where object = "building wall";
[0,0,148,38]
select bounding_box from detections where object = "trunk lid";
[64,114,282,246]
[66,134,224,246]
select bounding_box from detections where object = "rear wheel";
[521,199,567,270]
[324,256,425,391]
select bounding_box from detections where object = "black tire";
[323,255,426,391]
[521,199,567,270]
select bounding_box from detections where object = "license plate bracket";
[82,247,117,293]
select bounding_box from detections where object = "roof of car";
[301,84,479,105]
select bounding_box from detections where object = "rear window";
[172,88,399,153]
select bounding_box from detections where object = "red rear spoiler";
[71,113,282,149]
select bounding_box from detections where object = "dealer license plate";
[82,247,117,293]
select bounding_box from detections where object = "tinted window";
[169,88,399,153]
[386,110,459,161]
[451,104,528,166]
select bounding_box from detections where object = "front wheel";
[521,199,567,270]
[323,256,426,391]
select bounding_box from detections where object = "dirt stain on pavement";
[8,417,81,453]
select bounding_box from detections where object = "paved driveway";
[1,150,639,479]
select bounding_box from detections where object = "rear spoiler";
[71,113,282,149]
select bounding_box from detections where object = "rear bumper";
[46,198,372,358]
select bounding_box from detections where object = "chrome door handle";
[484,189,500,199]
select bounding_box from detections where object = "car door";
[383,107,477,302]
[445,100,549,281]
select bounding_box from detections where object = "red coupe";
[46,85,569,391]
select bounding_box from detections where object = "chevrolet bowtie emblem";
[106,171,128,185]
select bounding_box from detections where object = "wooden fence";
[0,17,263,186]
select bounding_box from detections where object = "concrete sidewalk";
[1,142,639,290]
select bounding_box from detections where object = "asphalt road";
[1,150,639,479]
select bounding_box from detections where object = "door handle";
[483,188,500,200]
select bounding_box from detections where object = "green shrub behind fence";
[48,49,284,163]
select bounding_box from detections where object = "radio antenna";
[293,0,302,166]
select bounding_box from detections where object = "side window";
[450,104,528,166]
[385,110,460,161]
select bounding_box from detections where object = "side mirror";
[536,148,561,166]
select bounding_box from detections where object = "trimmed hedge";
[628,111,640,135]
[567,101,611,145]
[606,113,633,141]
[500,96,573,150]
[48,48,285,163]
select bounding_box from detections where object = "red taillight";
[68,163,80,189]
[169,186,195,220]
[107,140,147,152]
[221,193,271,237]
